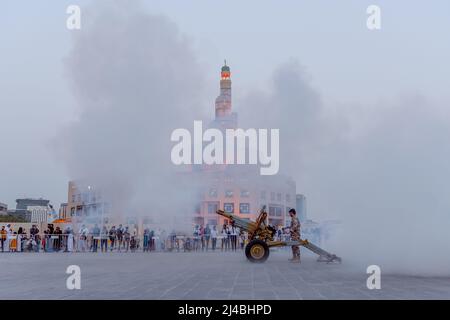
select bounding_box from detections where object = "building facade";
[67,181,110,225]
[59,203,68,220]
[6,198,50,222]
[0,202,7,215]
[15,198,49,210]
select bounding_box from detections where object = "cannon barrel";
[216,210,258,233]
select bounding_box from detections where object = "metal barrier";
[0,233,296,253]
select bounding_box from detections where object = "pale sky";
[1,0,450,208]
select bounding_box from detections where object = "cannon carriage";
[216,206,341,263]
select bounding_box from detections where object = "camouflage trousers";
[291,233,300,258]
[291,245,300,257]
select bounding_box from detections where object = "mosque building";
[191,62,298,228]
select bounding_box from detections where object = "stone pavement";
[0,250,449,299]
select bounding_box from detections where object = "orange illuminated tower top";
[221,60,231,79]
[215,60,233,121]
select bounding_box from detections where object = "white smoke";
[56,1,208,232]
[56,2,450,275]
[239,60,450,275]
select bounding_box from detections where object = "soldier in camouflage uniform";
[289,208,301,263]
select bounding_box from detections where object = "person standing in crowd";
[155,228,162,251]
[235,226,240,250]
[109,226,116,252]
[15,227,23,252]
[204,225,211,251]
[226,225,232,251]
[47,224,54,252]
[193,225,199,251]
[30,225,39,249]
[63,226,70,252]
[149,229,155,251]
[143,228,149,252]
[16,227,23,252]
[211,226,218,251]
[1,226,7,252]
[66,226,74,252]
[124,226,131,252]
[116,224,123,252]
[54,226,62,252]
[160,229,166,251]
[10,232,17,252]
[240,232,246,250]
[169,230,176,251]
[237,231,242,250]
[34,232,41,252]
[44,227,50,252]
[78,224,89,252]
[30,225,38,237]
[87,230,93,251]
[199,225,205,251]
[220,226,226,251]
[25,233,33,252]
[42,229,48,252]
[22,230,29,251]
[4,224,12,252]
[230,224,238,251]
[91,224,100,252]
[130,235,137,252]
[100,226,108,252]
[228,225,233,251]
[277,226,282,241]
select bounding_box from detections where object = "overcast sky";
[1,0,450,209]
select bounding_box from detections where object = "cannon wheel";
[245,239,270,263]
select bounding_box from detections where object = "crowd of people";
[171,223,292,252]
[1,223,155,253]
[0,222,294,253]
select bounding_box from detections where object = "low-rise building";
[0,202,7,215]
[11,198,50,222]
[67,181,110,224]
[59,203,68,220]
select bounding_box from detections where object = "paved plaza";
[0,250,449,300]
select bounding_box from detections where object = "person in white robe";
[17,233,22,252]
[67,232,74,252]
[4,224,12,251]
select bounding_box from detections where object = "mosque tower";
[213,60,237,129]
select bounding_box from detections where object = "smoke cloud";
[57,1,207,231]
[239,60,450,275]
[57,2,450,274]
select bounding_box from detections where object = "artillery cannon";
[216,206,341,263]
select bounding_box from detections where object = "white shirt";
[78,227,89,236]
